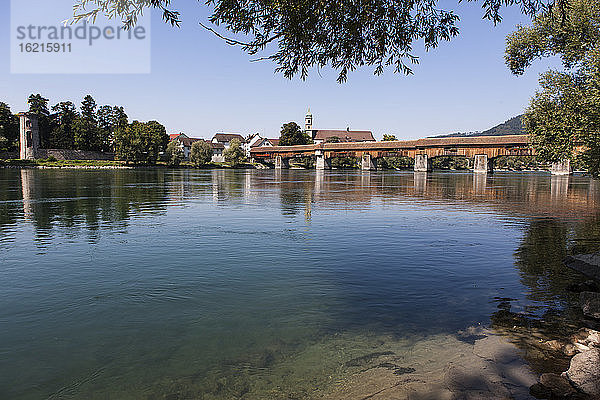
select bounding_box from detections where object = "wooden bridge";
[250,134,571,174]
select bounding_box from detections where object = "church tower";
[305,108,313,132]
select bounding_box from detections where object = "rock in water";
[580,292,600,320]
[538,373,577,398]
[564,348,600,396]
[565,253,600,281]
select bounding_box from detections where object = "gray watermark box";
[11,0,151,74]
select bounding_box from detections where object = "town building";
[169,133,203,160]
[212,133,245,149]
[304,109,375,144]
[251,137,281,150]
[169,133,225,162]
[244,133,265,157]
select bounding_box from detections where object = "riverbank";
[0,159,263,169]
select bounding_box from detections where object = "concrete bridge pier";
[361,154,377,170]
[473,154,493,174]
[315,150,331,170]
[275,156,289,169]
[550,159,572,175]
[414,154,432,172]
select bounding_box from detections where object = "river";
[0,169,598,399]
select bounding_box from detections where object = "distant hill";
[433,115,524,138]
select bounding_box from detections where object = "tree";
[73,117,101,151]
[279,122,312,146]
[505,0,600,175]
[49,102,79,149]
[383,134,398,141]
[73,95,103,151]
[145,120,169,162]
[224,138,246,167]
[80,95,97,123]
[114,120,168,164]
[190,140,213,166]
[28,94,49,116]
[165,140,184,166]
[0,103,19,150]
[73,0,549,82]
[97,105,128,152]
[28,94,54,147]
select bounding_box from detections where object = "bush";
[431,156,469,170]
[190,141,213,167]
[331,157,359,169]
[224,139,246,167]
[378,156,414,169]
[166,141,184,166]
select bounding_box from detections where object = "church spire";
[305,108,313,131]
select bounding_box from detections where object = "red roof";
[269,138,280,146]
[314,130,375,142]
[169,133,186,140]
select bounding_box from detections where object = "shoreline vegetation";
[0,157,582,173]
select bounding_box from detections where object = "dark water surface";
[1,169,599,399]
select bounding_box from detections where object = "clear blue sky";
[0,1,557,140]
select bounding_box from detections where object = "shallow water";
[0,169,598,399]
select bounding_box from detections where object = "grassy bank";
[0,158,264,169]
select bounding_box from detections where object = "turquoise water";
[0,169,598,399]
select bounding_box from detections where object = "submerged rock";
[567,280,600,293]
[565,253,600,282]
[580,292,600,320]
[564,348,600,397]
[540,373,577,398]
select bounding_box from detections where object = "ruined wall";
[37,149,115,161]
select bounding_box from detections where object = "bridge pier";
[414,154,432,172]
[473,154,493,174]
[550,159,572,175]
[361,154,377,170]
[315,150,331,170]
[275,156,289,169]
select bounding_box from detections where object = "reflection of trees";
[492,215,600,374]
[514,218,573,306]
[514,216,600,307]
[15,169,170,242]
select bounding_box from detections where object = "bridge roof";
[250,135,531,154]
